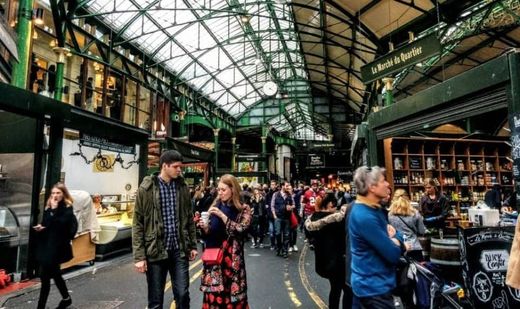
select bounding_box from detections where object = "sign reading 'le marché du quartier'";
[360,33,441,84]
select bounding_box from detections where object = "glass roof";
[82,0,311,118]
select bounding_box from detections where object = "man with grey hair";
[348,166,406,308]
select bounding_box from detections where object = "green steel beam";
[396,26,517,96]
[112,0,160,42]
[368,54,510,130]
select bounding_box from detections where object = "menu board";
[509,112,520,180]
[459,227,520,308]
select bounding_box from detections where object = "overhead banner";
[80,133,135,154]
[236,154,266,162]
[360,34,441,84]
[307,154,325,168]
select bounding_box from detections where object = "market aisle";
[2,237,332,308]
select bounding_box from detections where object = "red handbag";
[201,240,228,265]
[290,211,299,229]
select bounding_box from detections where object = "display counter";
[95,202,134,260]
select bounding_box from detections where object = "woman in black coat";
[34,183,78,309]
[305,192,352,309]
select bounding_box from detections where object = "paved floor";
[2,235,337,309]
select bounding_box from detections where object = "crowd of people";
[32,151,519,309]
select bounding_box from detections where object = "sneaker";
[288,247,293,253]
[309,244,314,251]
[259,243,264,248]
[250,243,256,249]
[282,252,289,258]
[270,246,275,251]
[304,239,308,243]
[293,245,298,252]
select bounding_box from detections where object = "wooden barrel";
[430,236,462,283]
[418,236,431,261]
[430,236,460,266]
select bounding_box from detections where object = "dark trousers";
[328,275,353,309]
[37,263,69,309]
[289,227,297,247]
[274,218,290,254]
[356,293,394,309]
[146,250,190,309]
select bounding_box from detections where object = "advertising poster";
[237,162,258,185]
[459,227,520,308]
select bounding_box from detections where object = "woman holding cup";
[197,174,252,308]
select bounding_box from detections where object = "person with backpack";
[34,183,78,309]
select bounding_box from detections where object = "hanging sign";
[360,33,441,84]
[458,227,520,308]
[307,154,325,168]
[80,133,135,154]
[93,154,115,173]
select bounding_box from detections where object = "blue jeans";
[146,250,190,309]
[268,218,276,247]
[274,218,290,254]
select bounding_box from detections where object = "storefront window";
[0,111,38,280]
[92,62,105,114]
[123,79,137,126]
[155,95,170,137]
[107,72,123,121]
[61,128,140,261]
[138,86,151,130]
[65,54,83,107]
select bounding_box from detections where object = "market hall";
[1,0,520,308]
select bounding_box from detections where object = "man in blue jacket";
[349,166,406,308]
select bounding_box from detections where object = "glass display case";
[0,206,20,276]
[95,195,134,260]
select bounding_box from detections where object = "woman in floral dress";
[197,174,251,308]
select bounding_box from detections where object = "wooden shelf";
[384,137,511,213]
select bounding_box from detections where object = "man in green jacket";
[133,150,198,309]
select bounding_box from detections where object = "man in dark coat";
[133,150,198,309]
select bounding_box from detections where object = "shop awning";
[167,138,214,163]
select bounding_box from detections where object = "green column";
[44,120,64,200]
[213,128,220,176]
[53,47,69,101]
[11,0,34,88]
[261,136,267,171]
[231,137,236,172]
[382,77,394,106]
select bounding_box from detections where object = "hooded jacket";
[305,206,346,279]
[132,173,197,263]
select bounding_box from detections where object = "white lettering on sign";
[467,231,515,246]
[508,285,520,301]
[480,250,509,272]
[369,46,424,75]
[492,290,509,309]
[473,271,493,303]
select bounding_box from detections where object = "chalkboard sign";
[509,113,520,180]
[458,227,520,308]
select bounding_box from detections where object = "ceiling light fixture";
[239,13,251,25]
